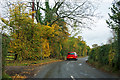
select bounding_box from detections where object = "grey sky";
[80,0,113,48]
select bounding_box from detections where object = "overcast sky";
[80,0,113,48]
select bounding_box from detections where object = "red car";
[67,52,78,60]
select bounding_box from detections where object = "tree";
[1,2,57,60]
[61,36,89,57]
[106,0,120,69]
[92,44,98,48]
[0,0,91,60]
[1,1,70,60]
[1,0,96,38]
[29,0,95,28]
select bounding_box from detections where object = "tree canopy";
[0,1,90,61]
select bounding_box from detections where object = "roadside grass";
[6,58,61,66]
[87,60,111,71]
[5,55,87,66]
[87,60,120,77]
[5,58,62,80]
[2,72,12,80]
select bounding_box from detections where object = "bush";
[88,43,119,71]
[2,72,12,80]
[2,34,10,76]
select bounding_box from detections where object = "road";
[33,57,119,79]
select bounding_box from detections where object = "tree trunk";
[14,54,18,60]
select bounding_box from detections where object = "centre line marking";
[70,76,75,80]
[67,62,70,64]
[79,63,82,66]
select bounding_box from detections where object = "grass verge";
[2,72,12,80]
[5,58,62,80]
[6,58,61,66]
[86,60,120,77]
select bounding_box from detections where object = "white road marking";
[70,75,75,80]
[34,74,37,76]
[67,62,70,64]
[79,63,82,66]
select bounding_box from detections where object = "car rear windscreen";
[68,53,75,55]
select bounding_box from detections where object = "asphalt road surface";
[33,57,119,79]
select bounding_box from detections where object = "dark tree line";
[106,0,120,70]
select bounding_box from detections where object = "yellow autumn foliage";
[2,1,71,60]
[42,39,50,57]
[109,49,116,66]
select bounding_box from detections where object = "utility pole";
[32,0,34,20]
[31,0,34,45]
